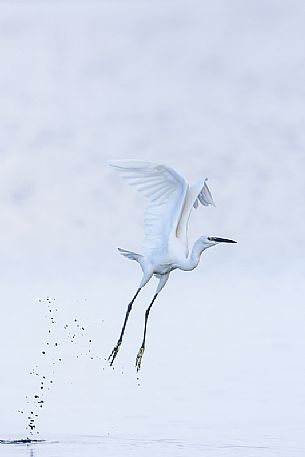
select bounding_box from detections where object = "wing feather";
[108,160,188,255]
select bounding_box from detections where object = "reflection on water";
[0,440,45,444]
[0,439,45,457]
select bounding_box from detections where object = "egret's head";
[200,236,237,248]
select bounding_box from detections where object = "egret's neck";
[179,238,208,271]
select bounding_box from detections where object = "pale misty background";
[0,1,305,456]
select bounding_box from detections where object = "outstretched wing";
[175,178,216,254]
[192,179,216,209]
[108,160,188,255]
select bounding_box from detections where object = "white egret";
[108,160,236,370]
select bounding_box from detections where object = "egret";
[108,160,236,370]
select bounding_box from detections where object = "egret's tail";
[118,248,143,265]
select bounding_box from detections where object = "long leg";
[135,293,158,371]
[108,287,141,366]
[135,273,169,371]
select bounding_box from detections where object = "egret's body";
[108,160,236,370]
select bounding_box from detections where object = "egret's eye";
[207,237,212,241]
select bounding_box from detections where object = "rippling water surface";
[2,434,303,457]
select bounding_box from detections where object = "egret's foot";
[108,340,121,366]
[135,346,145,372]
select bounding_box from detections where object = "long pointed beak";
[210,237,237,243]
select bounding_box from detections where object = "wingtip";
[107,160,121,168]
[107,159,136,168]
[107,159,158,170]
